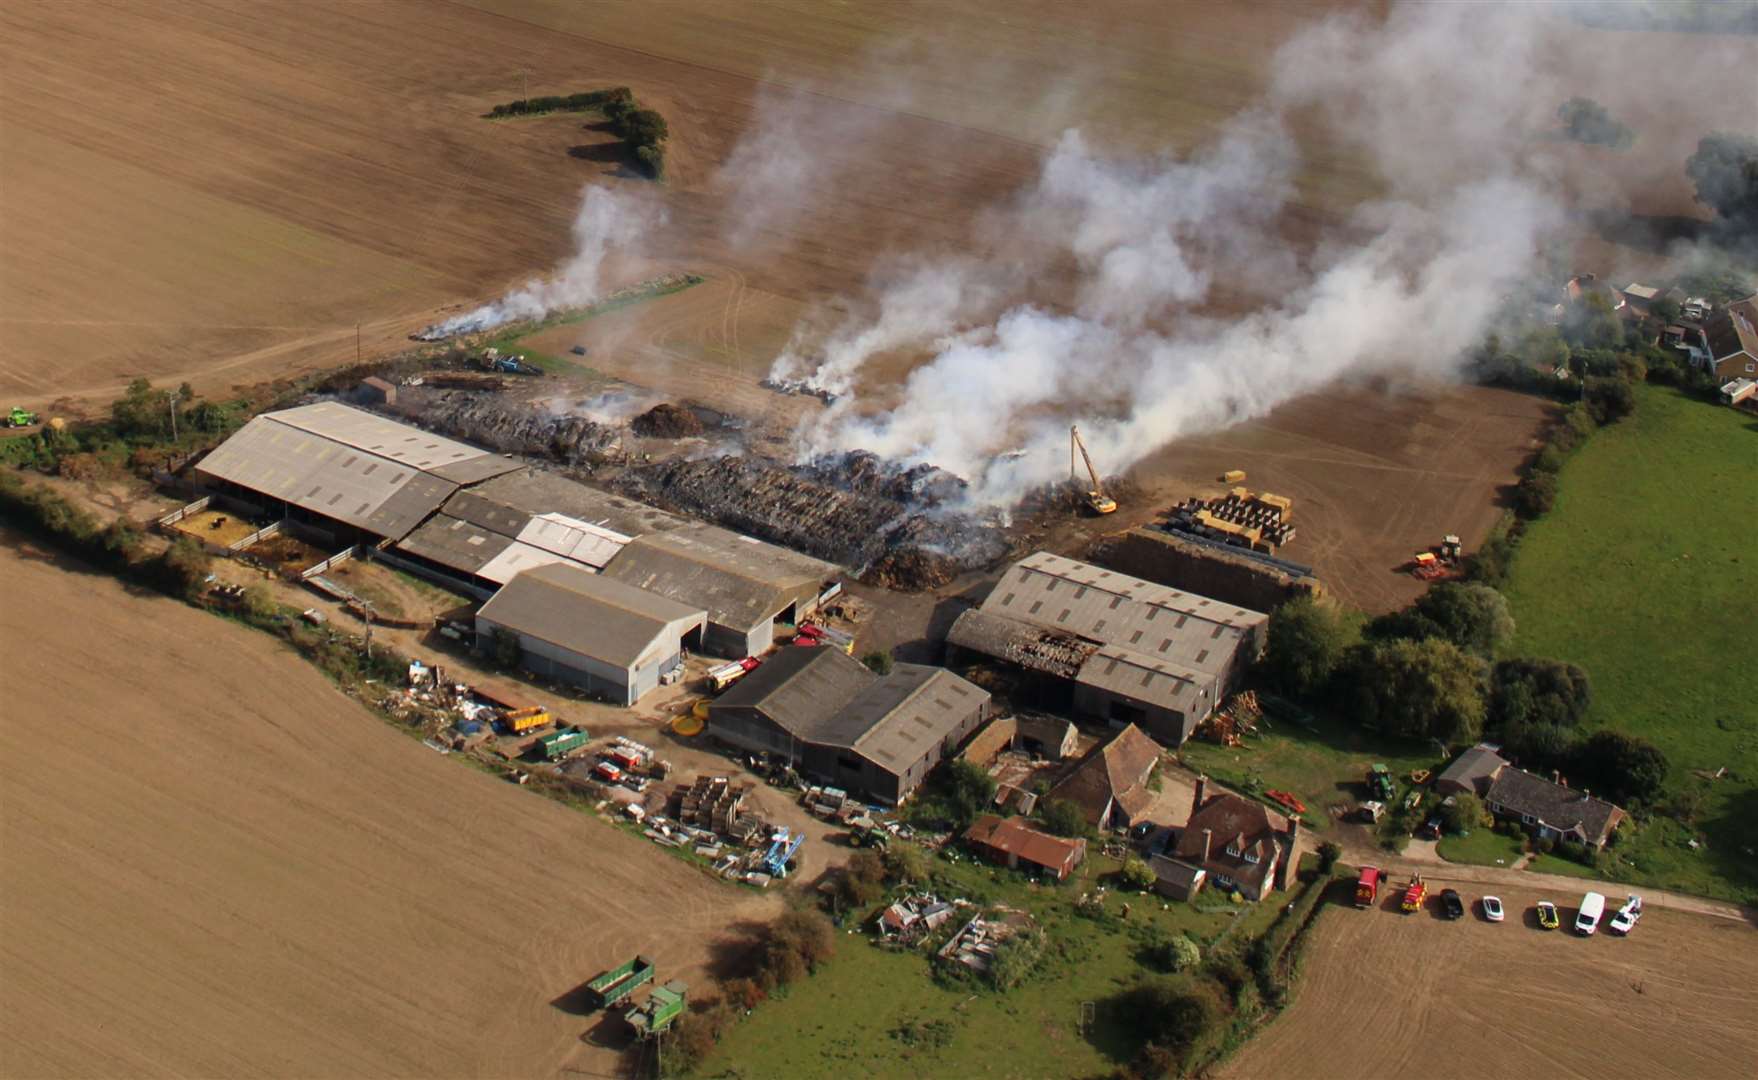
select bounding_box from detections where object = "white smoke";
[751,2,1673,505]
[417,185,661,339]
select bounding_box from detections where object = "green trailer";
[627,980,687,1038]
[587,955,654,1010]
[540,728,590,761]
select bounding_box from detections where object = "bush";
[1317,841,1342,873]
[1583,376,1637,425]
[1514,472,1558,518]
[835,849,886,909]
[490,627,522,670]
[152,537,212,600]
[770,907,835,973]
[861,650,893,675]
[1534,835,1556,855]
[723,977,765,1012]
[882,842,930,885]
[1491,657,1593,732]
[1438,793,1488,835]
[987,927,1045,990]
[1113,978,1227,1072]
[1119,856,1156,891]
[1348,637,1489,744]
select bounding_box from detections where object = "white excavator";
[1070,425,1117,515]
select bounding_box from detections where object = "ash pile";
[406,389,619,465]
[614,450,1008,590]
[630,402,705,439]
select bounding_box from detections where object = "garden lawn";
[708,851,1276,1079]
[1501,385,1758,901]
[1436,828,1526,868]
[1175,710,1439,836]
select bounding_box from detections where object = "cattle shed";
[709,647,990,804]
[475,563,705,706]
[965,815,1086,880]
[602,524,838,658]
[947,551,1268,745]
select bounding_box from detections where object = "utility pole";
[521,68,528,100]
[356,322,361,365]
[168,388,180,442]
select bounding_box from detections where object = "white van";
[1575,891,1606,936]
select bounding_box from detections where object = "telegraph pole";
[356,322,362,364]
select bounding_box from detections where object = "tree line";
[485,86,670,178]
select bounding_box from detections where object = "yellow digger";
[1070,425,1117,515]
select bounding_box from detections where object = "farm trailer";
[627,980,687,1038]
[586,955,655,1010]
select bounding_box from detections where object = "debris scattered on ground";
[406,389,620,464]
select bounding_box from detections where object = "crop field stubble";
[1221,886,1758,1080]
[0,538,780,1079]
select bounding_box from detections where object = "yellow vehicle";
[1070,425,1117,515]
[503,706,552,734]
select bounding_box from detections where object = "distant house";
[1434,743,1508,798]
[1154,776,1300,902]
[1044,723,1162,830]
[965,815,1087,881]
[1704,295,1758,382]
[1484,767,1625,849]
[1663,324,1713,368]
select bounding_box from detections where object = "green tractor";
[5,407,40,428]
[1367,763,1397,802]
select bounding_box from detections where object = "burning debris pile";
[613,453,1008,589]
[411,391,619,465]
[630,402,705,439]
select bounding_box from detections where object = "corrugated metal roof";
[603,524,835,629]
[270,401,511,474]
[713,646,874,739]
[395,514,515,576]
[982,551,1266,677]
[850,667,988,772]
[477,563,704,669]
[516,513,629,569]
[465,470,687,538]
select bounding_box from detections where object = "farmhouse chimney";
[1552,769,1561,784]
[1200,828,1212,862]
[1193,775,1207,818]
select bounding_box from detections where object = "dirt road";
[1222,885,1758,1080]
[0,534,780,1079]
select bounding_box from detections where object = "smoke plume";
[417,185,660,340]
[742,2,1711,505]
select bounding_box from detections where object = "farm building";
[1153,776,1299,902]
[602,525,838,658]
[1704,295,1758,382]
[1045,723,1162,830]
[474,563,705,706]
[947,552,1267,745]
[708,647,990,804]
[192,402,519,543]
[1484,767,1625,849]
[1434,743,1509,797]
[964,815,1086,880]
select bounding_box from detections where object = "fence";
[229,519,284,553]
[155,496,211,529]
[300,544,360,582]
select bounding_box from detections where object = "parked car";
[1575,891,1607,936]
[1417,815,1443,840]
[1481,895,1504,922]
[1536,900,1560,930]
[1608,895,1643,935]
[1440,889,1465,919]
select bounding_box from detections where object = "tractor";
[6,407,39,428]
[1367,763,1396,802]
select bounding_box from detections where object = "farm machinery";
[585,955,655,1011]
[1406,534,1464,579]
[761,827,804,877]
[478,348,543,376]
[5,407,39,428]
[627,980,687,1038]
[1366,764,1396,802]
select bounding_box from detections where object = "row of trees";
[484,86,670,178]
[1262,581,1670,806]
[484,88,629,118]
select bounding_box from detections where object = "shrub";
[1514,472,1558,518]
[882,842,930,885]
[153,537,212,600]
[1317,841,1342,873]
[1119,856,1156,891]
[835,849,886,909]
[1112,978,1227,1072]
[722,977,765,1012]
[1583,376,1636,425]
[770,907,835,973]
[861,650,893,675]
[1037,797,1089,838]
[1438,793,1488,834]
[1535,835,1556,855]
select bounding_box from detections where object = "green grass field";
[1436,828,1527,868]
[706,851,1282,1078]
[1501,385,1758,901]
[1176,710,1440,837]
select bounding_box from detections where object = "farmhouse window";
[1225,842,1241,857]
[1214,874,1234,888]
[1243,851,1260,865]
[1522,814,1535,825]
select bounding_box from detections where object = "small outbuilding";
[1045,723,1163,830]
[1434,743,1508,797]
[474,563,705,706]
[965,815,1087,880]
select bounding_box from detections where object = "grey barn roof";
[954,552,1266,716]
[460,470,689,539]
[476,563,704,669]
[603,524,836,629]
[1485,767,1624,844]
[1436,744,1508,793]
[715,646,876,740]
[714,648,987,771]
[195,403,518,540]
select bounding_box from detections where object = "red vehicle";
[1400,873,1428,914]
[592,761,623,783]
[1355,866,1386,908]
[608,747,645,771]
[1266,789,1307,815]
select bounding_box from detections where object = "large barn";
[947,552,1268,745]
[708,647,991,804]
[474,563,706,706]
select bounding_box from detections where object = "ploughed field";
[1221,886,1758,1080]
[0,537,779,1079]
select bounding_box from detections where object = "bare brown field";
[0,537,780,1079]
[1223,887,1758,1080]
[1131,382,1555,613]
